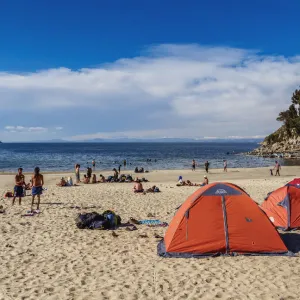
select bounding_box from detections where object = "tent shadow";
[280,232,300,253]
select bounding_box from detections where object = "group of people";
[191,160,228,172]
[134,167,145,173]
[12,167,44,211]
[270,161,281,176]
[177,175,209,187]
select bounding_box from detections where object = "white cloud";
[1,44,300,139]
[5,126,48,133]
[55,127,63,131]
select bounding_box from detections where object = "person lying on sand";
[57,177,67,187]
[133,180,144,193]
[146,185,160,193]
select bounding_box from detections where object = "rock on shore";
[248,126,300,158]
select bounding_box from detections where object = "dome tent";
[158,183,289,258]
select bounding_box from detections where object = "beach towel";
[138,219,168,226]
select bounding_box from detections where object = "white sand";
[0,167,300,300]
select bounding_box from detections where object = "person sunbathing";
[57,177,67,187]
[146,185,160,193]
[98,174,106,183]
[133,180,144,193]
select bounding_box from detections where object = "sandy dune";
[0,167,300,300]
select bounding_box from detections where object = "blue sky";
[1,0,300,141]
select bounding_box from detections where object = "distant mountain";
[79,137,263,143]
[7,137,264,143]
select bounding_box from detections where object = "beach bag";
[4,191,13,198]
[103,210,121,228]
[75,212,100,229]
[154,187,160,192]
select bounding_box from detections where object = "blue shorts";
[14,186,24,197]
[32,186,43,196]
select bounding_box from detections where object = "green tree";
[277,88,300,135]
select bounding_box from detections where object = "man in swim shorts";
[192,159,196,171]
[31,167,44,211]
[12,168,25,205]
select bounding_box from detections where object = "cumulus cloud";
[1,44,300,140]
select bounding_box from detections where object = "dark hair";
[18,168,23,172]
[34,167,40,178]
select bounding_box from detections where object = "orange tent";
[261,183,300,230]
[158,182,289,257]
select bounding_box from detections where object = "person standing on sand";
[204,161,209,173]
[123,159,127,168]
[118,164,121,174]
[75,164,80,183]
[12,168,25,206]
[192,159,196,171]
[274,161,281,176]
[223,160,227,172]
[31,167,44,212]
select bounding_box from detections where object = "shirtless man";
[31,167,44,211]
[274,161,281,176]
[12,168,25,205]
[133,180,144,193]
[192,159,196,171]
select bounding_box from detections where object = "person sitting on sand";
[82,175,89,184]
[200,175,209,186]
[75,164,80,183]
[57,177,67,187]
[31,167,44,212]
[12,168,25,206]
[112,168,119,181]
[177,176,183,186]
[99,174,106,183]
[92,174,97,184]
[87,167,92,180]
[134,167,138,173]
[133,180,144,193]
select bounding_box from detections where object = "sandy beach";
[0,167,300,300]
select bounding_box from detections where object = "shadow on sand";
[280,232,300,253]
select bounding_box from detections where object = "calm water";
[0,142,298,173]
